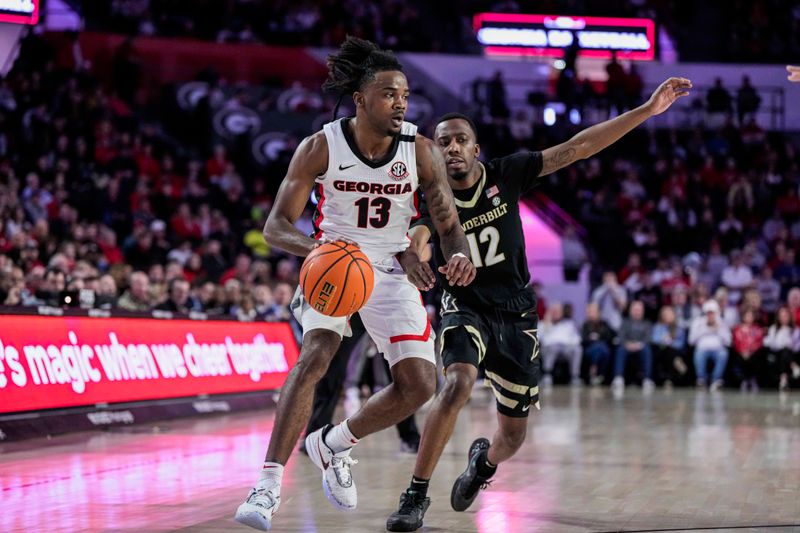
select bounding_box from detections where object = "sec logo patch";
[388,161,409,181]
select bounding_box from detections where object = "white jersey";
[314,118,420,263]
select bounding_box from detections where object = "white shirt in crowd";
[591,283,627,331]
[540,319,582,348]
[763,325,799,351]
[720,264,753,303]
[688,316,732,352]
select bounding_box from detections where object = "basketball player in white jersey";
[235,36,475,531]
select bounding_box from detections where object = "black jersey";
[415,151,544,309]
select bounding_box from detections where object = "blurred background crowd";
[0,1,798,391]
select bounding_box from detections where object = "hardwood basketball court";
[2,388,799,532]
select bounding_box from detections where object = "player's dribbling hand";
[398,248,435,290]
[406,261,436,291]
[438,253,476,287]
[645,77,692,116]
[788,65,800,82]
[315,237,359,248]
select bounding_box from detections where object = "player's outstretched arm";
[539,77,692,176]
[416,135,475,287]
[263,132,329,257]
[788,65,800,82]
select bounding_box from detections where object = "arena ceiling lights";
[474,13,656,61]
[0,0,38,25]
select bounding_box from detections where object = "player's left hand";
[788,65,800,82]
[438,253,476,287]
[645,77,692,116]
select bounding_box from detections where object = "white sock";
[258,462,284,488]
[324,419,360,453]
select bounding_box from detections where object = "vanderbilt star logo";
[523,328,539,360]
[339,163,356,171]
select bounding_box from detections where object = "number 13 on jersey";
[466,227,505,267]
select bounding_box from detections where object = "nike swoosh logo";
[522,404,530,412]
[339,163,356,171]
[317,439,330,470]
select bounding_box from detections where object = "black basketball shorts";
[438,291,541,418]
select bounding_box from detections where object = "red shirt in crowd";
[733,323,764,355]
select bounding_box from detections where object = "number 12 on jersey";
[466,226,505,267]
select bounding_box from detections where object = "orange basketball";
[300,242,374,317]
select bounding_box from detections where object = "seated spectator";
[580,302,616,386]
[732,308,764,392]
[95,274,118,309]
[265,281,301,343]
[33,267,67,307]
[756,266,781,315]
[155,277,191,314]
[736,76,760,125]
[253,284,274,317]
[774,249,800,295]
[634,271,662,322]
[764,306,800,391]
[221,253,252,285]
[652,306,689,386]
[689,300,732,390]
[714,287,740,330]
[223,278,243,315]
[193,281,223,315]
[671,286,694,330]
[540,302,583,386]
[612,300,654,392]
[233,290,258,321]
[720,250,753,304]
[591,271,627,331]
[117,271,152,312]
[788,288,800,325]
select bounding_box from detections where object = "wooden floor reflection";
[2,388,799,533]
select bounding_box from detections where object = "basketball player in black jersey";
[386,77,692,531]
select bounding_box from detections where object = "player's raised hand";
[438,253,476,287]
[645,77,692,116]
[788,65,800,82]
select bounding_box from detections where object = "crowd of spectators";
[0,30,798,390]
[0,33,307,343]
[82,0,800,63]
[539,281,800,391]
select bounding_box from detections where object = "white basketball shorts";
[291,257,435,367]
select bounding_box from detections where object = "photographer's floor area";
[2,388,799,533]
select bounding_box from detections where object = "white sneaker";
[611,376,625,390]
[710,379,724,392]
[305,425,358,510]
[642,378,655,394]
[234,484,280,531]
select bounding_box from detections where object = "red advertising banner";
[0,0,39,25]
[0,316,300,413]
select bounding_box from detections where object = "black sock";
[475,450,497,478]
[409,476,429,497]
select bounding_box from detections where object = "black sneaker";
[450,437,492,512]
[386,490,431,532]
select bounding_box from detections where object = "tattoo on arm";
[419,142,469,259]
[541,142,579,176]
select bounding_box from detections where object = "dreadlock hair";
[323,36,404,119]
